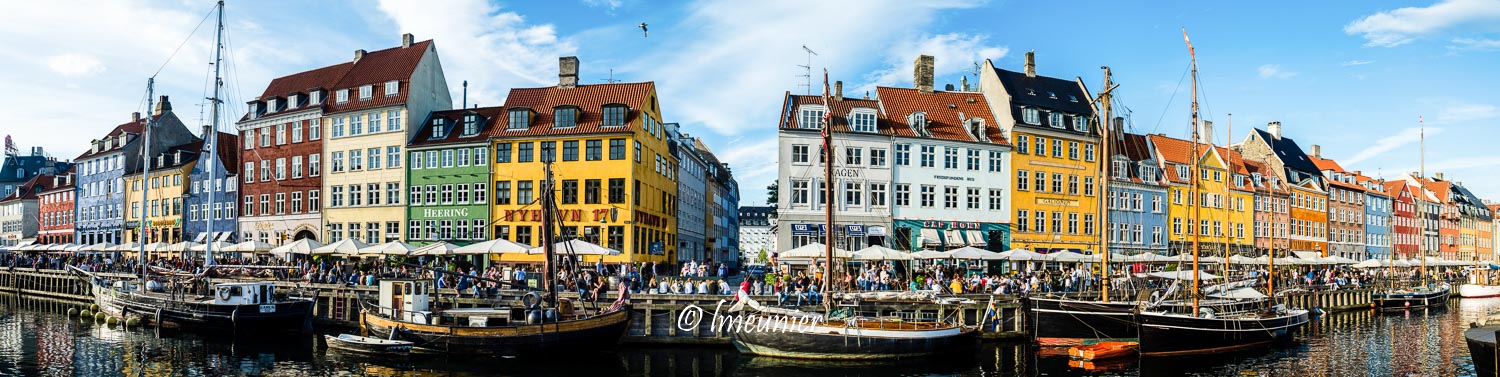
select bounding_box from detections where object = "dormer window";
[798,105,826,130]
[1073,116,1088,132]
[1112,158,1128,179]
[909,111,926,128]
[288,94,299,108]
[266,98,277,112]
[1049,112,1065,128]
[1048,91,1057,99]
[359,85,373,100]
[462,114,479,136]
[1068,95,1078,102]
[1022,108,1040,124]
[431,119,447,138]
[508,109,530,130]
[1176,165,1189,180]
[603,105,628,127]
[849,109,876,133]
[247,103,258,119]
[554,107,578,128]
[1140,164,1157,182]
[311,91,323,104]
[385,81,399,97]
[336,89,349,103]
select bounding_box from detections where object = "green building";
[406,107,502,246]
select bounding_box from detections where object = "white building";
[739,206,775,264]
[775,90,893,252]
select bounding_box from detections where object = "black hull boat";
[1468,325,1500,377]
[1371,284,1450,310]
[362,305,630,356]
[323,334,413,355]
[86,277,312,332]
[1137,307,1309,356]
[1028,298,1139,346]
[730,318,980,360]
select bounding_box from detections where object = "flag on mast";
[1183,29,1194,57]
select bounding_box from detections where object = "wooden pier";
[0,268,1434,344]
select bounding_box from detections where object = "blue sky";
[4,0,1499,206]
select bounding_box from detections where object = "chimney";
[153,95,171,116]
[1024,51,1036,78]
[1310,144,1321,158]
[834,81,843,98]
[1197,120,1214,144]
[132,112,141,122]
[559,56,579,88]
[1267,121,1282,139]
[914,55,935,93]
[401,33,415,48]
[354,49,367,63]
[961,75,970,91]
[1113,116,1125,135]
[1436,172,1445,180]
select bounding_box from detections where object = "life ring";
[1198,307,1216,319]
[522,292,543,309]
[217,287,231,301]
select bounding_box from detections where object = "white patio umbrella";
[49,243,81,252]
[850,245,913,261]
[164,241,202,252]
[450,238,532,255]
[223,240,277,253]
[1352,259,1384,268]
[948,246,1002,260]
[998,248,1046,261]
[312,239,370,255]
[271,239,326,256]
[82,243,115,252]
[189,241,236,252]
[141,242,172,253]
[1046,250,1091,263]
[914,249,952,259]
[527,239,622,256]
[62,244,86,252]
[413,242,462,256]
[777,242,850,259]
[359,241,419,256]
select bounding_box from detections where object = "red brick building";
[1385,180,1420,259]
[37,172,75,245]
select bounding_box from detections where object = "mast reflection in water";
[0,293,1493,376]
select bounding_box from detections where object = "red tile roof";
[250,62,354,119]
[1148,134,1250,184]
[778,93,887,134]
[874,87,1010,146]
[1241,159,1289,194]
[0,173,56,202]
[324,40,434,114]
[1308,156,1345,172]
[493,82,656,138]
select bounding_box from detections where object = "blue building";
[1105,131,1169,255]
[184,129,240,245]
[75,97,199,245]
[1359,177,1392,261]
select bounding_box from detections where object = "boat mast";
[820,70,834,297]
[1097,66,1118,302]
[1185,29,1201,313]
[1223,114,1232,277]
[139,79,155,281]
[205,0,224,266]
[543,160,559,307]
[1419,116,1427,286]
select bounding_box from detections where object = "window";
[603,105,628,126]
[331,117,345,138]
[894,184,910,206]
[609,139,626,160]
[275,124,286,145]
[1053,212,1064,234]
[275,193,286,214]
[494,181,511,205]
[845,147,861,165]
[580,179,599,204]
[920,145,935,167]
[850,110,876,132]
[260,128,271,147]
[1073,116,1089,132]
[1017,210,1029,232]
[586,140,602,161]
[1049,112,1065,128]
[845,182,862,206]
[359,85,372,99]
[608,178,625,203]
[430,119,447,138]
[291,122,303,143]
[473,182,487,204]
[242,195,254,216]
[274,158,286,180]
[798,106,825,129]
[259,194,270,215]
[351,115,364,136]
[1035,212,1047,233]
[870,148,887,167]
[244,162,255,182]
[1068,175,1079,195]
[508,109,530,129]
[517,181,533,204]
[563,141,579,161]
[310,118,321,140]
[336,89,348,103]
[1052,139,1063,158]
[368,183,382,206]
[1034,137,1046,157]
[966,187,980,210]
[634,141,641,162]
[920,185,936,208]
[439,184,454,204]
[1017,170,1030,191]
[943,147,958,169]
[440,149,453,168]
[350,149,365,171]
[386,110,402,132]
[385,80,399,97]
[540,141,555,162]
[1084,177,1095,196]
[1068,142,1079,160]
[518,142,534,163]
[554,107,577,128]
[457,148,471,167]
[870,183,887,207]
[350,184,365,206]
[894,144,910,166]
[560,180,578,204]
[260,160,270,181]
[369,147,383,169]
[1051,173,1063,193]
[1022,108,1040,124]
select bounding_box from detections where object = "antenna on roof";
[797,45,818,95]
[600,69,617,84]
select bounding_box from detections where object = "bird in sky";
[639,22,648,38]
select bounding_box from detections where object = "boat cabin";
[213,282,278,305]
[379,279,433,324]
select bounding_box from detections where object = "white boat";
[1461,268,1500,298]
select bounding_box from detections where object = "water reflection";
[0,294,1494,376]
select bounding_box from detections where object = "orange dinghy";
[1068,341,1138,361]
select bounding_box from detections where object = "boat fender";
[545,309,557,323]
[523,292,543,310]
[527,310,542,325]
[1198,307,1215,319]
[218,287,231,301]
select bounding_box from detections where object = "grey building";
[75,97,200,245]
[670,124,709,266]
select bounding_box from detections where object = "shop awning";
[919,228,941,246]
[964,230,986,246]
[943,229,963,247]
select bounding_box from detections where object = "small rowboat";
[324,334,413,355]
[1068,341,1138,361]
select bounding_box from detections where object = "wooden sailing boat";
[1135,30,1309,357]
[79,1,313,332]
[729,70,978,360]
[1372,116,1451,308]
[360,160,631,356]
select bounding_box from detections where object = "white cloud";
[1435,103,1500,124]
[46,53,106,77]
[1340,59,1374,66]
[1343,127,1442,166]
[1344,0,1500,47]
[1450,37,1500,50]
[583,0,623,10]
[1257,64,1296,79]
[377,0,578,108]
[858,33,1007,94]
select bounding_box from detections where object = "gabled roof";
[76,117,151,160]
[244,62,353,120]
[495,82,656,138]
[778,93,888,134]
[1148,134,1250,184]
[1251,128,1322,182]
[1308,156,1345,172]
[324,40,435,114]
[1241,159,1289,195]
[202,132,241,175]
[1106,132,1160,185]
[875,87,1010,146]
[0,173,56,202]
[990,67,1094,116]
[410,106,506,148]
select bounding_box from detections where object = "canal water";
[0,293,1492,376]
